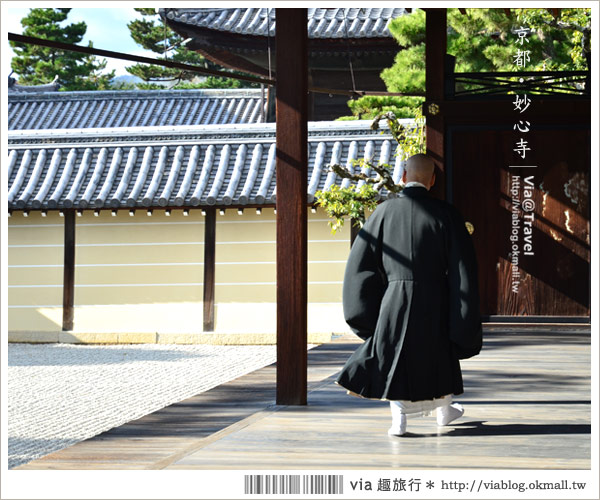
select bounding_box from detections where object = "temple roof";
[159,8,407,39]
[8,88,268,130]
[8,74,61,94]
[7,120,409,210]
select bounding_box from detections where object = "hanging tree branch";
[329,160,400,194]
[323,110,425,195]
[315,110,426,233]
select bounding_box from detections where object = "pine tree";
[344,8,591,120]
[9,8,115,91]
[126,8,255,89]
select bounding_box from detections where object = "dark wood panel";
[451,127,590,316]
[451,129,501,314]
[429,99,591,125]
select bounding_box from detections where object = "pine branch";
[329,161,402,193]
[542,18,589,33]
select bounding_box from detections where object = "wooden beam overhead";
[62,209,76,331]
[8,32,274,87]
[275,8,309,406]
[203,207,216,332]
[427,99,590,124]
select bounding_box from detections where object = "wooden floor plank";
[18,329,591,470]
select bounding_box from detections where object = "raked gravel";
[7,342,285,469]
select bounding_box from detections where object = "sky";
[2,5,155,79]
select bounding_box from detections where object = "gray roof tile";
[160,8,407,39]
[8,89,268,130]
[8,75,60,94]
[7,121,413,210]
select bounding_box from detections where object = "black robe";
[336,186,482,401]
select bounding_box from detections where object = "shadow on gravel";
[7,344,260,367]
[8,436,79,469]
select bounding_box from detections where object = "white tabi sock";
[436,402,464,426]
[388,401,407,436]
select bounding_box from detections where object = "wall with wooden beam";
[7,208,351,336]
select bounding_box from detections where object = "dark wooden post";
[425,8,447,200]
[62,209,76,331]
[203,207,216,331]
[275,8,308,405]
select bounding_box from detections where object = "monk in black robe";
[336,153,482,436]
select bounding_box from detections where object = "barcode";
[244,474,344,495]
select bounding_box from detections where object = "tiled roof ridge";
[8,119,402,145]
[8,76,61,94]
[8,87,265,102]
[9,88,268,130]
[7,120,416,210]
[160,7,407,39]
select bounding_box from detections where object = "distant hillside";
[112,74,143,85]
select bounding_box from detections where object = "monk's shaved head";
[403,154,436,188]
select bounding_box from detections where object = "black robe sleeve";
[342,213,386,341]
[447,206,483,359]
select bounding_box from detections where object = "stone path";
[7,343,281,469]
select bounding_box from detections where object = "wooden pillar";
[425,8,447,200]
[275,8,308,405]
[62,209,75,331]
[203,207,216,331]
[266,87,276,123]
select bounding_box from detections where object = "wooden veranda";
[16,326,591,470]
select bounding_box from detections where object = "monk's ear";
[430,171,436,187]
[402,170,407,184]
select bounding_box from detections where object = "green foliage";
[380,44,426,94]
[326,8,591,232]
[447,9,516,72]
[126,10,203,84]
[171,76,246,89]
[342,8,590,119]
[316,109,425,232]
[515,8,591,70]
[134,82,169,90]
[345,95,425,120]
[315,184,379,233]
[372,107,426,160]
[449,8,589,72]
[382,9,426,96]
[126,8,257,88]
[9,8,115,90]
[111,80,138,90]
[388,7,426,46]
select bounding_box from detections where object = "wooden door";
[449,125,590,318]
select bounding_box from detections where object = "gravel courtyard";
[7,342,282,469]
